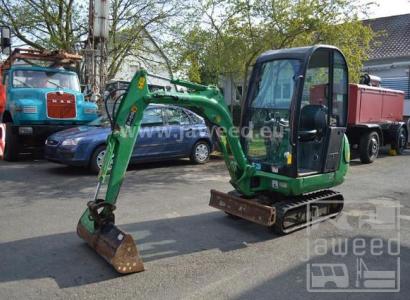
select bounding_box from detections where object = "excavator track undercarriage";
[209,189,344,234]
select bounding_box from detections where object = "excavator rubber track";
[210,189,343,234]
[273,190,343,234]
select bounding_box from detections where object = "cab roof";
[256,44,341,64]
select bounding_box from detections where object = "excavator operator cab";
[242,45,348,178]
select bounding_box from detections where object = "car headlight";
[61,137,82,146]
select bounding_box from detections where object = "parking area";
[1,152,410,299]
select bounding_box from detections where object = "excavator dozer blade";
[77,221,144,274]
[209,189,276,226]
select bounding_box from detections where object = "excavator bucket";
[77,202,144,274]
[77,222,144,274]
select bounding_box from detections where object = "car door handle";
[184,128,193,132]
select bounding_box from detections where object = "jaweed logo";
[305,199,400,292]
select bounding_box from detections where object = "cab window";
[332,52,348,127]
[245,59,301,169]
[12,70,80,91]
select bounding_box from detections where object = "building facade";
[363,13,410,118]
[111,32,173,89]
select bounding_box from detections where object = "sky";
[361,0,410,18]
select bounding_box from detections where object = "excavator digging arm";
[77,69,253,273]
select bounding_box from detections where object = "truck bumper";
[11,124,77,147]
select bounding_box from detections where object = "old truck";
[0,48,98,160]
[346,75,408,163]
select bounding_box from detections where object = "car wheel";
[190,141,210,164]
[90,145,107,174]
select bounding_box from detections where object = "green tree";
[0,0,193,80]
[0,0,86,51]
[171,0,375,104]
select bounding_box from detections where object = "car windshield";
[12,69,80,91]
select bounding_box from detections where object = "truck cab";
[0,48,98,160]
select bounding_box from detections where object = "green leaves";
[171,0,375,100]
[0,0,86,52]
[0,0,375,88]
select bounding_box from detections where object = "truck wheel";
[359,131,379,163]
[90,145,107,174]
[392,126,407,155]
[3,123,20,161]
[190,141,210,164]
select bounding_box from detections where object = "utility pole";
[0,26,11,57]
[84,0,109,102]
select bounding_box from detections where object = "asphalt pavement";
[0,150,410,299]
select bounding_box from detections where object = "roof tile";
[363,13,410,60]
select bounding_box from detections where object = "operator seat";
[297,104,328,174]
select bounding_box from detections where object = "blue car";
[44,104,213,173]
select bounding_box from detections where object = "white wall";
[112,36,172,89]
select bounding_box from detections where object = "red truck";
[346,78,407,163]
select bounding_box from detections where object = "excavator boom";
[77,70,251,273]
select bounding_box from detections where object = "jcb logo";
[137,77,145,90]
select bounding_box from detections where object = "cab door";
[323,51,348,172]
[297,48,348,175]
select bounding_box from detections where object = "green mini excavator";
[77,45,350,274]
